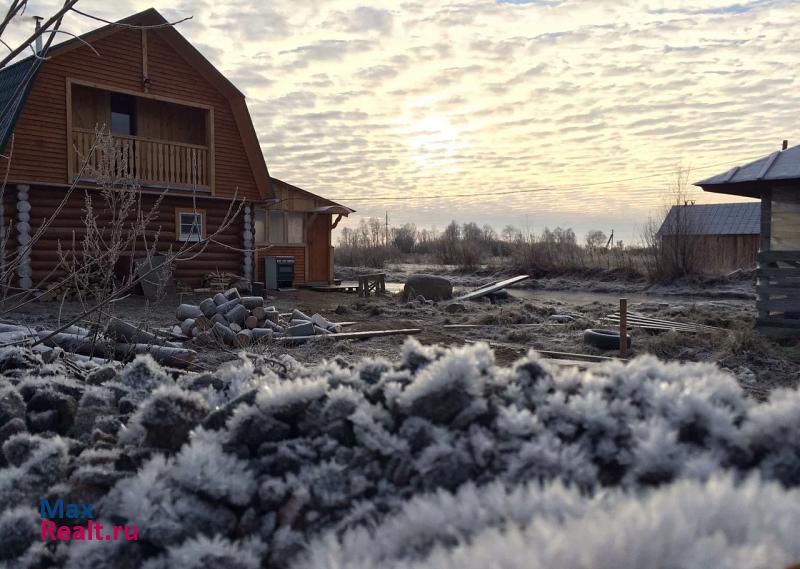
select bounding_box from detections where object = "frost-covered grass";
[0,340,798,568]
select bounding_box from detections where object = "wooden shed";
[0,8,351,291]
[696,142,800,337]
[656,203,760,274]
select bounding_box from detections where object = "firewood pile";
[202,270,248,292]
[0,320,198,369]
[173,287,342,348]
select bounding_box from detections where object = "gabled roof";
[0,8,272,198]
[657,202,760,236]
[270,176,354,214]
[695,144,800,198]
[0,57,41,153]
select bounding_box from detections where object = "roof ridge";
[756,151,780,180]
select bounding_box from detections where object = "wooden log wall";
[25,186,242,288]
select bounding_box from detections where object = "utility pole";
[385,211,389,246]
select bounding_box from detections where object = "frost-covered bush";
[0,341,799,568]
[301,476,800,569]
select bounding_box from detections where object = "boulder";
[403,274,453,301]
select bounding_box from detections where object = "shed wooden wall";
[254,246,307,285]
[250,179,343,285]
[4,27,260,201]
[662,234,758,274]
[25,186,242,287]
[771,188,800,251]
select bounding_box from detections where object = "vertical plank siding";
[661,234,759,274]
[6,27,260,201]
[254,246,307,285]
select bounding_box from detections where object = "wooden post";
[619,298,628,356]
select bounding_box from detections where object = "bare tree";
[585,230,607,250]
[641,167,704,280]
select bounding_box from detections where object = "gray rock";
[403,274,453,301]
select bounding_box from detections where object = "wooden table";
[357,273,386,297]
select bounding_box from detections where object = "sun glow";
[400,114,465,170]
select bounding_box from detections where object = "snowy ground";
[1,341,799,568]
[336,263,758,300]
[3,269,795,393]
[0,268,799,568]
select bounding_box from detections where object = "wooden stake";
[619,298,628,356]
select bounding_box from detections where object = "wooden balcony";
[72,128,211,190]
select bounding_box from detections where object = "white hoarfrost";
[0,340,798,568]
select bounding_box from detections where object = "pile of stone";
[174,288,341,348]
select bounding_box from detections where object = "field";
[2,269,800,568]
[6,268,796,394]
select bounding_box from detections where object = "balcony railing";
[72,128,210,190]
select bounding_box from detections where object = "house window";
[287,213,304,243]
[110,93,136,136]
[254,209,305,244]
[176,209,205,242]
[268,211,285,243]
[254,209,267,243]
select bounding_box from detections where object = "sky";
[6,0,800,243]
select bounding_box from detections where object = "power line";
[322,154,757,203]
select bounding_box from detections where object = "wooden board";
[604,312,721,332]
[306,284,358,293]
[454,275,530,301]
[275,328,421,344]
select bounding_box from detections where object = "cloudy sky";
[8,0,799,241]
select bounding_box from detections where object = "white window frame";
[176,209,205,242]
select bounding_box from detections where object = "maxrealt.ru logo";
[39,499,138,541]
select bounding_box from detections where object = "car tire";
[583,328,632,351]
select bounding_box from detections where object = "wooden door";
[307,214,330,283]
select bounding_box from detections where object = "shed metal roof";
[696,145,800,187]
[656,202,760,236]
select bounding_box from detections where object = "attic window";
[110,93,136,136]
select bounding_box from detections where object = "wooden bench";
[357,273,386,297]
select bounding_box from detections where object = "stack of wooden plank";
[602,312,722,333]
[454,275,530,302]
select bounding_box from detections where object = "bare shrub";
[641,168,705,281]
[56,128,166,304]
